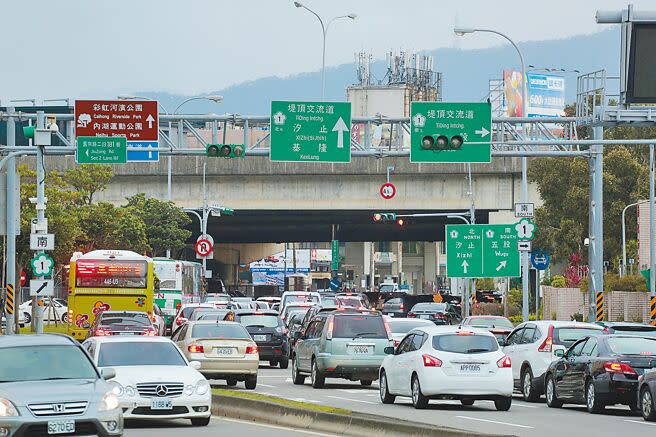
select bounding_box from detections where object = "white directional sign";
[30,279,54,297]
[518,241,533,252]
[514,203,535,218]
[30,233,55,251]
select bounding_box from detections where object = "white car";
[82,336,212,426]
[280,291,320,316]
[384,317,434,347]
[379,325,513,410]
[19,298,68,324]
[502,320,604,401]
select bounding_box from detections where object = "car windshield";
[321,297,339,306]
[432,334,499,354]
[553,327,603,347]
[97,342,187,367]
[283,294,319,306]
[191,324,250,339]
[338,297,362,307]
[101,315,150,326]
[0,345,98,382]
[182,307,204,318]
[379,285,396,293]
[192,310,228,321]
[333,315,387,338]
[611,326,656,336]
[412,303,447,312]
[387,319,432,333]
[239,315,280,328]
[606,337,656,355]
[468,317,513,329]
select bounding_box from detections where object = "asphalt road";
[208,365,656,437]
[124,416,339,436]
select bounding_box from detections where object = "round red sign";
[195,239,213,257]
[20,270,26,287]
[380,182,396,200]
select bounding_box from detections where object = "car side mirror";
[189,361,201,370]
[554,349,565,358]
[100,368,116,380]
[384,346,395,355]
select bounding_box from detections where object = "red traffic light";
[396,218,405,226]
[373,213,382,222]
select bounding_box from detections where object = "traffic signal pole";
[34,112,47,335]
[3,107,17,335]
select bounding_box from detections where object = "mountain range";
[139,29,620,115]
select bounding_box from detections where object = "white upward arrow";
[496,260,507,271]
[332,117,349,149]
[461,260,469,274]
[146,114,155,129]
[475,127,490,138]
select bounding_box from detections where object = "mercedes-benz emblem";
[155,385,168,397]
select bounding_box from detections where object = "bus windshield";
[75,259,147,288]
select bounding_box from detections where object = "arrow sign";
[332,117,349,149]
[496,261,507,271]
[146,114,155,129]
[461,260,469,274]
[475,127,490,138]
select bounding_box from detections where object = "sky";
[0,0,653,102]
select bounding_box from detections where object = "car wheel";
[291,355,305,385]
[226,378,237,387]
[245,375,257,390]
[279,356,289,369]
[269,360,277,367]
[642,387,656,421]
[494,397,512,411]
[545,375,562,408]
[460,399,475,406]
[311,359,325,389]
[23,312,31,324]
[379,371,395,404]
[360,379,373,387]
[61,313,68,323]
[586,379,604,413]
[191,417,210,427]
[411,375,429,409]
[521,367,539,402]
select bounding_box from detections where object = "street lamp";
[293,2,356,99]
[454,26,531,321]
[173,95,224,114]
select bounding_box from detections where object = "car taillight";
[434,313,446,319]
[399,303,404,311]
[175,302,181,310]
[326,316,334,340]
[143,329,157,336]
[538,325,554,352]
[188,343,204,353]
[246,345,259,354]
[407,312,416,318]
[95,328,111,337]
[383,317,393,341]
[150,315,156,323]
[176,317,185,326]
[604,361,637,375]
[497,356,512,368]
[422,354,442,367]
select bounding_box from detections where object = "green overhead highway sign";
[446,223,525,278]
[410,102,491,163]
[270,101,351,163]
[76,136,127,164]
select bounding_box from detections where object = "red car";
[461,315,514,343]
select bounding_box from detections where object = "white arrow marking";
[496,261,507,271]
[146,114,155,129]
[85,149,89,157]
[332,117,349,149]
[475,127,490,138]
[461,260,469,274]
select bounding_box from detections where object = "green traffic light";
[23,126,35,139]
[206,144,220,157]
[450,135,464,149]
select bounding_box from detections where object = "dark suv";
[236,309,290,368]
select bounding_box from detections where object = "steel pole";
[321,27,327,100]
[650,144,655,323]
[4,108,16,335]
[588,126,604,322]
[34,112,46,335]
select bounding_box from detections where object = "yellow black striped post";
[5,284,15,315]
[596,292,604,322]
[651,296,656,326]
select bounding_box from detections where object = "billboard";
[503,71,565,118]
[250,250,310,286]
[503,70,524,117]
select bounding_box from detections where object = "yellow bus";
[67,250,155,340]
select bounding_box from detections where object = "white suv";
[502,320,603,401]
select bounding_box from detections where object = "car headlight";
[99,392,119,411]
[0,398,19,417]
[185,385,195,396]
[108,381,124,397]
[196,379,210,395]
[124,386,136,397]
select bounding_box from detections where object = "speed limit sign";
[195,239,213,258]
[380,182,396,200]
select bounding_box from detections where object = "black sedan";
[407,302,460,325]
[544,334,656,413]
[235,309,290,369]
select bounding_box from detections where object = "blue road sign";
[531,251,550,271]
[329,278,341,291]
[127,141,159,162]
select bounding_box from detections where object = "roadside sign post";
[514,202,535,218]
[410,102,492,163]
[270,101,352,163]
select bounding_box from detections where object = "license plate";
[151,398,173,410]
[460,364,481,373]
[215,347,233,355]
[386,313,395,317]
[419,314,430,319]
[48,420,75,435]
[253,335,267,341]
[350,345,371,354]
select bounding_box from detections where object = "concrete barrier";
[211,393,508,437]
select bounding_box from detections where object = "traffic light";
[373,212,396,222]
[206,144,245,158]
[396,218,406,227]
[421,134,464,151]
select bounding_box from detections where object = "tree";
[125,193,192,257]
[65,165,114,205]
[77,202,149,253]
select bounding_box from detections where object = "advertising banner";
[526,73,566,118]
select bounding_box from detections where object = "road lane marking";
[338,389,376,394]
[455,416,534,429]
[625,420,656,426]
[504,402,537,409]
[286,378,292,382]
[258,383,276,388]
[218,417,339,436]
[325,395,377,405]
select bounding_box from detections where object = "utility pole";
[4,107,17,335]
[34,112,47,334]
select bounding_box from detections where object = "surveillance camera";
[48,123,59,133]
[584,237,590,247]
